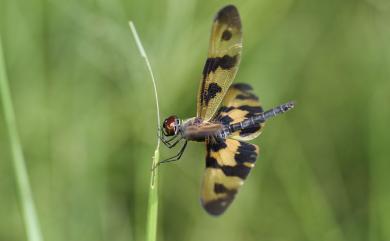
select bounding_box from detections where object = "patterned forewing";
[197,5,243,121]
[201,138,259,215]
[216,83,265,141]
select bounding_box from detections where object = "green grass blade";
[0,36,44,241]
[128,21,160,241]
[146,149,159,241]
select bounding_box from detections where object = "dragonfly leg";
[161,134,183,148]
[159,127,184,148]
[158,128,172,142]
[160,133,176,144]
[153,141,188,170]
[166,136,183,148]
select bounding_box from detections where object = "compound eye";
[162,115,178,136]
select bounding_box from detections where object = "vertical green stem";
[146,149,159,241]
[128,22,160,241]
[0,36,44,241]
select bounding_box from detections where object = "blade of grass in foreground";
[128,21,160,241]
[0,36,44,241]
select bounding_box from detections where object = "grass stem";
[128,21,160,241]
[0,36,44,241]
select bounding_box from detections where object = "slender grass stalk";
[128,21,160,241]
[0,36,44,241]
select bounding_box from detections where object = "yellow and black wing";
[197,5,242,122]
[201,138,259,215]
[216,83,265,141]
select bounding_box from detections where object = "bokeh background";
[1,0,390,240]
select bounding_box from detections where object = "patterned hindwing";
[216,83,265,141]
[197,5,243,122]
[201,138,259,216]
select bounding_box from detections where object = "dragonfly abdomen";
[228,101,295,134]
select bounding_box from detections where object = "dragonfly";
[159,4,295,216]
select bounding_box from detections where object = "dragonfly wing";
[201,138,259,215]
[216,83,265,141]
[197,5,243,121]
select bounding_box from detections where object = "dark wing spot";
[219,55,238,69]
[206,155,219,168]
[239,141,257,152]
[219,115,234,125]
[202,55,238,77]
[232,83,253,91]
[235,142,258,164]
[236,93,259,100]
[221,30,232,41]
[214,5,241,29]
[244,109,263,118]
[214,183,229,194]
[202,58,215,77]
[210,140,227,152]
[221,165,251,179]
[218,106,235,113]
[239,105,264,114]
[205,183,238,215]
[240,125,261,137]
[203,194,236,216]
[206,146,251,179]
[206,140,254,179]
[204,83,222,105]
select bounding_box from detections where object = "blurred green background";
[1,0,390,240]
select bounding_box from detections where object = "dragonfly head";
[162,115,181,136]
